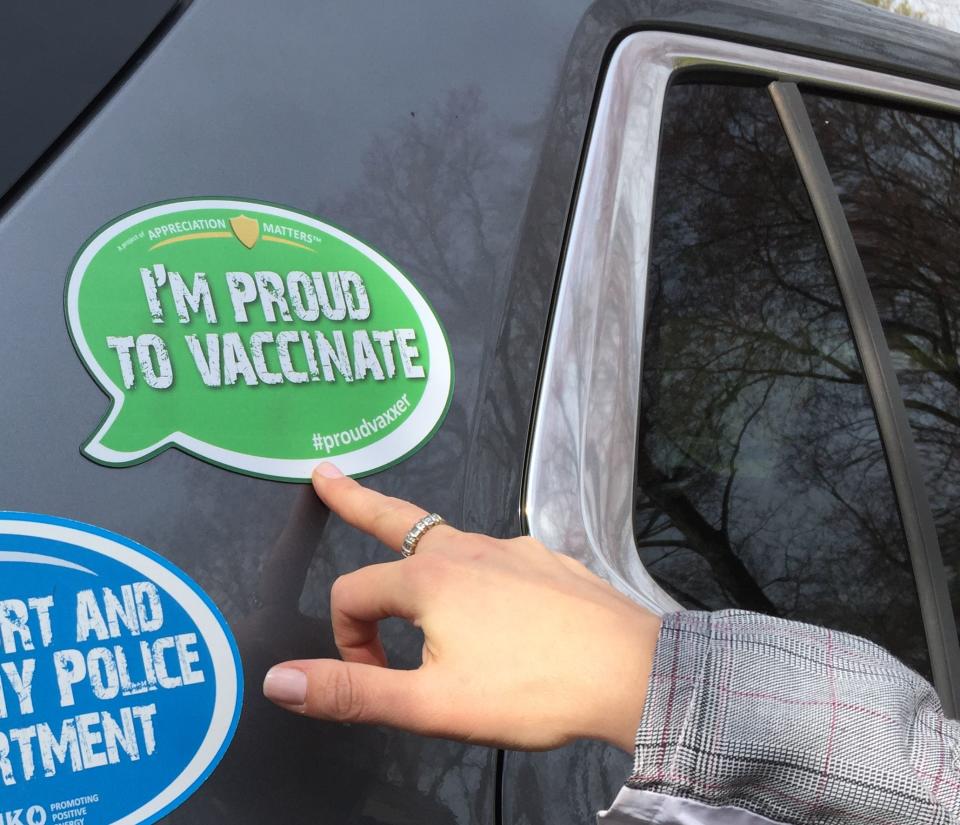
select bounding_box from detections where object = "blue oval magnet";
[0,513,242,824]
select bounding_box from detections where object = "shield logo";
[229,214,260,249]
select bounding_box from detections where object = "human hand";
[262,462,661,753]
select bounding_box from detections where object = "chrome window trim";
[523,31,960,614]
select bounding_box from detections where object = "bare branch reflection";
[807,93,960,641]
[635,82,930,676]
[328,87,530,522]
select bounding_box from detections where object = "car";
[2,1,959,822]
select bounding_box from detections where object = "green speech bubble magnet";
[65,198,454,481]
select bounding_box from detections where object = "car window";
[633,80,931,677]
[805,91,960,642]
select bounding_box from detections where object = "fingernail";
[315,462,344,479]
[263,666,307,705]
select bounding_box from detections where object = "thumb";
[263,659,448,734]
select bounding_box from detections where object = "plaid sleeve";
[626,609,960,825]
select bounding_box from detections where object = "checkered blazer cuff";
[627,609,960,824]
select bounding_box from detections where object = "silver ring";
[401,513,446,558]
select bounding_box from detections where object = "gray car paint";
[1,0,959,822]
[0,0,586,820]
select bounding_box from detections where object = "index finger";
[312,462,456,553]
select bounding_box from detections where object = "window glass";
[635,80,930,677]
[806,91,960,640]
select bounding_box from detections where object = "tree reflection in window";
[635,80,931,677]
[806,91,960,645]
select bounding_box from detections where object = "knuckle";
[513,536,545,552]
[329,572,360,615]
[465,540,493,563]
[557,553,591,577]
[371,498,408,532]
[330,573,349,603]
[407,553,449,585]
[449,533,505,563]
[324,666,363,723]
[504,535,550,560]
[416,523,456,553]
